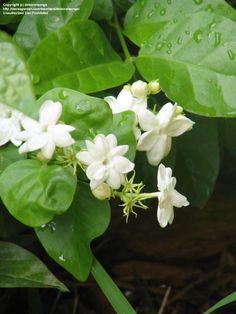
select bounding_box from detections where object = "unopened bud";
[148,80,161,94]
[176,105,183,115]
[92,183,111,200]
[131,80,148,98]
[123,84,131,92]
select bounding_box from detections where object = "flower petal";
[137,130,157,151]
[157,191,173,228]
[19,142,29,154]
[146,134,170,166]
[138,109,159,131]
[117,89,133,109]
[76,151,93,165]
[170,189,189,208]
[39,100,62,126]
[157,103,176,130]
[21,116,41,132]
[41,140,56,159]
[107,169,123,189]
[50,125,74,147]
[109,145,128,157]
[26,133,49,151]
[104,96,121,114]
[168,116,194,137]
[106,134,117,149]
[113,156,134,174]
[87,161,104,180]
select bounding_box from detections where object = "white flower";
[148,80,161,94]
[157,164,189,228]
[76,134,134,190]
[17,100,75,159]
[137,103,194,165]
[130,80,148,99]
[0,105,22,147]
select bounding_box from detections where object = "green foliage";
[28,20,135,95]
[124,0,236,46]
[14,0,93,57]
[136,11,236,117]
[91,0,113,20]
[36,183,110,281]
[204,291,236,314]
[0,144,25,175]
[0,160,77,227]
[0,241,67,291]
[0,31,35,115]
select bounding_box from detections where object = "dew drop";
[194,0,203,4]
[59,90,69,100]
[148,10,155,17]
[147,43,153,48]
[205,4,213,12]
[156,42,163,50]
[173,18,178,24]
[59,255,66,262]
[177,36,182,45]
[185,30,190,35]
[227,49,235,60]
[209,22,216,30]
[167,0,172,4]
[167,49,172,54]
[48,221,56,232]
[160,8,166,16]
[154,2,160,8]
[214,32,221,47]
[135,13,139,18]
[167,42,172,48]
[193,29,203,43]
[32,74,40,84]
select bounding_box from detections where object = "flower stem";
[91,257,136,314]
[112,4,132,63]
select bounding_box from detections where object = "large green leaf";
[124,0,236,46]
[221,118,236,158]
[36,183,110,281]
[91,0,113,20]
[0,160,77,227]
[0,241,67,291]
[0,144,25,175]
[137,11,236,117]
[174,116,220,208]
[204,291,236,314]
[28,20,135,95]
[0,31,35,115]
[14,0,93,58]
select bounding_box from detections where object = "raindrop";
[135,13,139,18]
[148,10,155,17]
[147,43,153,48]
[32,74,40,84]
[167,42,172,48]
[177,36,182,45]
[167,49,172,54]
[194,0,203,4]
[227,49,235,60]
[154,2,160,8]
[193,30,203,43]
[160,8,166,16]
[214,32,221,47]
[59,90,69,100]
[48,221,56,232]
[185,30,190,35]
[173,18,178,23]
[167,0,172,4]
[205,4,213,12]
[209,22,216,30]
[59,255,66,262]
[156,42,163,50]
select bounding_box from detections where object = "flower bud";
[92,183,111,200]
[176,105,183,115]
[131,80,148,98]
[148,80,161,94]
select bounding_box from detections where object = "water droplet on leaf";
[193,30,203,43]
[214,32,221,47]
[154,2,160,8]
[177,36,182,45]
[167,49,172,54]
[32,74,40,84]
[194,0,203,4]
[156,42,163,50]
[167,42,172,48]
[59,255,66,262]
[227,49,235,60]
[59,90,69,100]
[148,10,155,17]
[160,8,166,16]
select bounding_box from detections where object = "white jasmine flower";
[157,164,189,228]
[17,100,75,159]
[0,105,22,147]
[148,80,161,94]
[76,134,134,190]
[137,103,194,165]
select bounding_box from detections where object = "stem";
[112,4,132,63]
[91,257,136,314]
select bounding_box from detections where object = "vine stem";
[112,4,133,63]
[91,257,136,314]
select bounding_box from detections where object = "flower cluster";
[0,80,194,227]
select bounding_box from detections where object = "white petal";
[93,165,107,180]
[113,156,134,174]
[137,130,158,151]
[11,137,22,147]
[117,89,133,109]
[50,125,74,147]
[157,164,169,191]
[106,134,117,149]
[90,178,105,190]
[107,168,123,189]
[104,96,122,114]
[146,134,170,166]
[168,116,194,137]
[55,124,75,133]
[157,191,174,227]
[109,145,128,157]
[19,142,29,154]
[27,133,48,151]
[157,103,176,129]
[39,100,62,126]
[0,120,11,145]
[16,130,34,141]
[76,151,93,165]
[21,116,41,132]
[138,109,159,131]
[87,161,104,180]
[41,140,56,159]
[170,189,189,208]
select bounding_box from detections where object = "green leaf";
[0,160,77,227]
[137,11,236,117]
[0,241,67,291]
[174,116,220,208]
[221,118,236,158]
[0,144,25,175]
[14,0,94,58]
[91,0,113,20]
[204,291,236,314]
[36,183,110,281]
[0,31,35,115]
[124,0,236,46]
[28,20,135,95]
